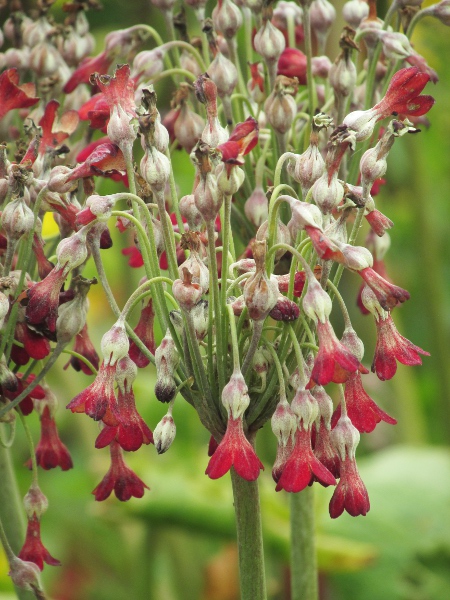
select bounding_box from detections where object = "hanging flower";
[26,405,73,471]
[18,515,60,571]
[0,68,39,121]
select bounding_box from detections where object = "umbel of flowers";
[0,0,440,598]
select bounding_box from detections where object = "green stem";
[230,470,267,600]
[290,487,318,600]
[206,219,224,393]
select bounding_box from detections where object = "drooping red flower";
[92,440,149,501]
[0,68,39,121]
[206,417,264,481]
[364,208,393,237]
[313,418,340,478]
[332,372,397,433]
[329,456,370,518]
[309,320,368,387]
[122,245,144,268]
[64,323,99,375]
[277,48,307,85]
[32,232,55,280]
[92,64,136,116]
[128,298,155,368]
[217,116,259,165]
[374,67,435,118]
[26,405,73,471]
[78,92,110,130]
[26,265,68,334]
[357,257,391,315]
[276,428,336,493]
[66,361,118,424]
[357,267,410,311]
[11,321,51,366]
[68,138,127,182]
[18,514,61,571]
[372,314,429,381]
[63,50,112,94]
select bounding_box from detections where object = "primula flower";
[26,405,73,471]
[67,138,126,182]
[37,100,79,159]
[332,372,397,433]
[18,514,60,571]
[372,313,429,381]
[309,321,368,387]
[276,428,336,492]
[11,321,51,366]
[66,361,118,424]
[63,50,112,94]
[217,116,259,166]
[128,298,156,368]
[0,68,39,121]
[313,418,340,479]
[205,417,264,481]
[357,267,410,311]
[122,245,144,268]
[32,232,54,280]
[3,374,46,416]
[64,323,100,375]
[92,440,149,501]
[329,456,370,518]
[25,265,72,334]
[78,92,110,130]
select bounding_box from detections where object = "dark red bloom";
[68,138,126,182]
[0,68,39,121]
[217,116,259,165]
[128,298,155,368]
[92,64,136,116]
[332,372,396,433]
[276,428,336,493]
[92,440,149,501]
[357,267,410,311]
[206,417,264,481]
[78,92,110,130]
[11,321,51,366]
[4,374,46,416]
[374,67,435,118]
[357,258,391,315]
[26,405,73,471]
[277,48,307,85]
[64,323,99,375]
[18,515,60,571]
[63,51,112,94]
[329,456,370,518]
[66,362,118,424]
[122,246,144,268]
[364,208,393,237]
[309,321,368,387]
[269,296,300,321]
[272,436,294,483]
[313,418,340,478]
[26,265,67,334]
[372,314,429,381]
[305,226,345,262]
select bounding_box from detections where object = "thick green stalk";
[230,470,267,600]
[290,487,318,600]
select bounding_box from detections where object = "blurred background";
[1,0,449,598]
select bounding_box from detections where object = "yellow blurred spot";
[42,212,59,238]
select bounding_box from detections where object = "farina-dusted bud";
[1,198,34,243]
[340,326,365,362]
[140,147,171,193]
[243,240,279,320]
[101,320,129,366]
[179,232,209,291]
[208,52,238,99]
[264,75,298,135]
[291,388,319,430]
[56,227,90,273]
[312,55,332,79]
[310,0,336,51]
[212,0,243,39]
[8,556,42,595]
[154,412,176,454]
[191,299,209,340]
[156,329,180,374]
[244,186,268,228]
[221,367,250,419]
[271,398,297,446]
[331,413,360,460]
[254,17,285,66]
[115,355,138,392]
[23,483,48,520]
[47,166,78,194]
[172,267,203,312]
[302,274,332,323]
[179,194,203,230]
[343,0,369,28]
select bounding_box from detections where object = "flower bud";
[360,285,386,320]
[343,109,378,142]
[29,42,61,77]
[8,556,42,594]
[194,160,222,222]
[140,148,171,193]
[56,228,89,272]
[254,18,285,66]
[216,163,245,196]
[331,414,360,460]
[312,55,332,79]
[311,386,333,428]
[23,483,48,519]
[156,329,180,374]
[173,104,205,154]
[173,268,203,312]
[0,290,9,328]
[132,47,166,79]
[277,48,307,85]
[244,186,268,228]
[291,388,319,430]
[289,144,325,197]
[221,368,250,419]
[330,52,357,100]
[208,52,238,99]
[271,399,296,446]
[302,276,332,323]
[269,296,300,321]
[243,240,279,320]
[179,233,209,291]
[101,321,129,366]
[154,412,176,454]
[430,1,450,26]
[47,166,78,194]
[264,76,297,135]
[108,104,137,151]
[191,299,209,340]
[1,198,34,243]
[179,194,203,230]
[343,0,369,28]
[155,367,177,403]
[212,0,243,40]
[256,217,291,262]
[56,293,88,345]
[310,0,336,49]
[340,326,364,362]
[115,355,138,393]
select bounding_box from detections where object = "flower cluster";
[0,0,440,592]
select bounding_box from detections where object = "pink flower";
[372,314,429,381]
[68,138,126,182]
[26,405,73,471]
[329,456,370,518]
[37,100,79,159]
[0,68,39,121]
[332,372,396,433]
[309,321,368,387]
[11,321,51,366]
[358,267,410,311]
[206,417,264,481]
[313,418,340,478]
[3,374,46,416]
[25,265,69,333]
[276,428,336,493]
[18,515,60,571]
[122,245,144,268]
[217,116,259,165]
[92,440,149,501]
[364,208,393,237]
